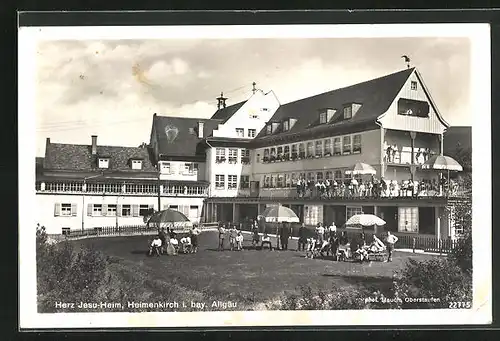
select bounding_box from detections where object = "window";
[271,174,277,188]
[411,81,418,90]
[266,125,272,134]
[228,149,238,163]
[277,146,283,159]
[263,149,270,162]
[131,160,142,170]
[215,175,225,189]
[276,174,284,188]
[398,207,419,233]
[121,204,131,217]
[284,145,290,160]
[397,98,430,117]
[316,172,323,181]
[61,203,72,216]
[139,204,150,217]
[342,136,352,154]
[107,204,117,216]
[333,137,342,155]
[298,144,305,158]
[291,173,297,186]
[241,149,250,164]
[285,173,291,187]
[62,227,71,235]
[98,158,109,169]
[353,134,362,154]
[93,204,102,216]
[236,128,244,137]
[325,171,332,180]
[343,106,352,119]
[307,142,314,157]
[346,206,363,220]
[324,139,332,156]
[183,162,198,175]
[169,205,178,210]
[315,140,322,157]
[228,175,237,189]
[189,205,199,218]
[283,120,289,131]
[248,129,256,137]
[319,112,327,124]
[334,170,343,182]
[261,108,269,112]
[291,144,298,158]
[161,162,171,174]
[264,175,270,188]
[240,175,250,189]
[270,147,276,161]
[216,148,226,163]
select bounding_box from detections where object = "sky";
[35,37,471,157]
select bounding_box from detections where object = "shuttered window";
[132,205,139,217]
[54,203,76,217]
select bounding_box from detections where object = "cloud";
[34,37,471,156]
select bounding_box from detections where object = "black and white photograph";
[19,23,491,328]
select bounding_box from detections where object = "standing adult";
[280,222,292,250]
[275,223,281,250]
[316,222,325,244]
[298,223,307,251]
[218,224,226,251]
[190,224,201,253]
[385,231,399,262]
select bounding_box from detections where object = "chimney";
[91,135,97,155]
[198,121,204,138]
[46,137,50,147]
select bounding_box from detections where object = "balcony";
[258,179,470,201]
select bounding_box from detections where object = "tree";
[451,142,472,172]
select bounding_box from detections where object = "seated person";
[305,237,319,259]
[261,233,273,251]
[149,235,163,256]
[180,235,192,253]
[368,235,386,253]
[235,232,244,251]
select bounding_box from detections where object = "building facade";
[36,67,469,238]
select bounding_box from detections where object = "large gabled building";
[203,67,466,239]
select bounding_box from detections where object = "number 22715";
[448,301,471,309]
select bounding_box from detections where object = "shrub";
[266,285,372,310]
[392,258,472,309]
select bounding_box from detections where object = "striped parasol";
[261,205,300,223]
[345,214,386,227]
[345,162,377,175]
[147,208,193,231]
[420,155,463,172]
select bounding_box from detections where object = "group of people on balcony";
[294,176,461,199]
[384,143,435,165]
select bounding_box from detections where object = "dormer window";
[266,124,272,134]
[319,112,327,124]
[131,159,143,170]
[283,120,289,131]
[98,157,110,169]
[343,106,352,119]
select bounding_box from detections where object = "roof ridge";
[282,67,414,107]
[49,142,148,150]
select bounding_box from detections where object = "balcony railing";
[258,182,470,200]
[261,149,362,164]
[36,181,209,196]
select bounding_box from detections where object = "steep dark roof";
[210,101,247,122]
[36,157,44,174]
[153,115,220,157]
[444,126,472,152]
[255,68,415,141]
[44,143,156,172]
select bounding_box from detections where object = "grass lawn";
[73,231,438,311]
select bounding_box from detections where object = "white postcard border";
[18,23,492,328]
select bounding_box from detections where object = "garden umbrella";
[261,205,300,223]
[345,162,377,175]
[345,214,386,228]
[421,155,463,195]
[147,208,192,231]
